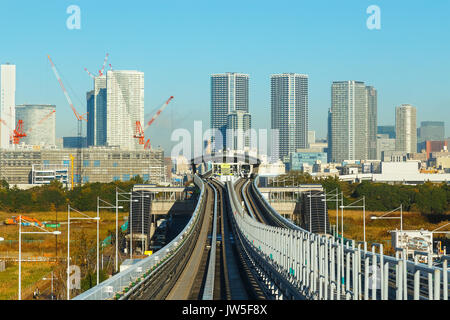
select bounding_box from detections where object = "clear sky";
[1,0,449,152]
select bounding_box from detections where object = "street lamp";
[18,216,60,300]
[67,205,100,300]
[320,188,340,236]
[370,204,403,232]
[98,196,123,273]
[339,196,366,243]
[0,237,4,242]
[42,271,54,300]
[117,189,139,261]
[133,191,151,255]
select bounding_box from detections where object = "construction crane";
[12,120,26,144]
[84,53,110,79]
[48,55,87,188]
[5,215,43,227]
[0,118,26,145]
[133,96,174,149]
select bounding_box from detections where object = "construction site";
[0,53,174,188]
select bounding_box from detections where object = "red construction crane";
[98,53,109,76]
[133,96,174,148]
[12,120,26,144]
[84,53,110,79]
[48,55,87,123]
[144,139,151,150]
[133,121,145,144]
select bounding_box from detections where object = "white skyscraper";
[331,81,368,163]
[271,73,309,160]
[0,64,16,149]
[395,104,417,153]
[211,73,249,149]
[226,110,252,151]
[106,70,144,150]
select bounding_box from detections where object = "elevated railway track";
[74,172,449,301]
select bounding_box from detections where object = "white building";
[339,160,450,184]
[226,110,252,151]
[376,134,396,160]
[331,81,368,163]
[395,104,417,154]
[15,104,56,146]
[106,70,144,150]
[271,73,309,160]
[258,159,286,176]
[0,64,16,149]
[308,130,315,146]
[210,72,249,149]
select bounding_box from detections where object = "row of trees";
[0,176,145,213]
[272,172,450,218]
[2,173,449,217]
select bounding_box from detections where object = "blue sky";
[1,0,449,151]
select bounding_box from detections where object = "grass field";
[329,209,450,255]
[0,210,127,300]
[0,210,128,257]
[0,209,448,299]
[0,262,53,300]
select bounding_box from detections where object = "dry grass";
[0,210,128,299]
[0,262,53,300]
[0,210,127,256]
[329,209,449,255]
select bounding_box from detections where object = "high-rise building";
[226,110,251,151]
[15,104,56,146]
[86,90,95,146]
[211,73,249,149]
[395,104,417,154]
[377,125,396,139]
[308,130,315,146]
[327,108,332,162]
[330,81,368,163]
[366,86,377,159]
[106,70,144,150]
[0,64,16,149]
[271,73,309,160]
[376,133,395,160]
[87,75,108,147]
[418,121,445,143]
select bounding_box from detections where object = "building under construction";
[0,146,166,187]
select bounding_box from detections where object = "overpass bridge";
[73,168,449,300]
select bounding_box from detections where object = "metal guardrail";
[253,176,303,230]
[228,176,449,300]
[73,174,206,300]
[202,181,218,300]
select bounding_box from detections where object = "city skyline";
[0,1,449,152]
